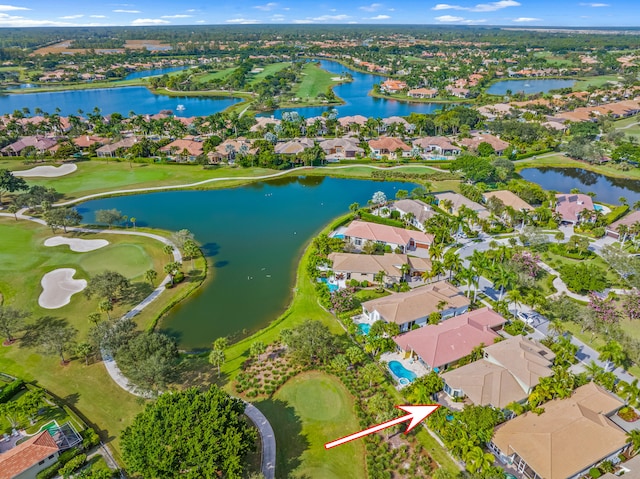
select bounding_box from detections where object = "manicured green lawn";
[539,248,626,289]
[516,154,640,180]
[574,75,621,90]
[195,67,237,83]
[248,62,291,84]
[257,371,366,479]
[294,62,340,100]
[0,160,278,201]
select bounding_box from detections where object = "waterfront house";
[328,252,431,286]
[392,199,437,231]
[490,382,628,479]
[362,281,470,332]
[412,137,461,156]
[318,138,364,161]
[159,138,204,161]
[343,220,434,253]
[368,137,412,159]
[381,79,408,93]
[555,193,595,224]
[459,133,510,156]
[441,336,554,408]
[484,190,534,214]
[274,138,314,156]
[445,86,470,98]
[606,210,640,239]
[407,88,438,99]
[433,192,491,220]
[393,307,505,368]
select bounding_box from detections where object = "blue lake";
[0,86,241,117]
[77,176,413,349]
[124,66,189,80]
[263,60,444,118]
[520,167,640,205]
[487,79,575,96]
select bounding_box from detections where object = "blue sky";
[0,1,637,28]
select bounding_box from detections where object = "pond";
[0,86,241,117]
[486,79,575,96]
[519,167,640,205]
[77,175,413,349]
[264,60,445,119]
[124,66,189,81]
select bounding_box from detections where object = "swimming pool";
[357,323,371,335]
[319,277,339,292]
[333,234,345,239]
[388,360,417,383]
[594,204,604,212]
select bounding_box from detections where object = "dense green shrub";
[590,467,602,479]
[59,454,87,478]
[81,428,100,449]
[0,379,25,403]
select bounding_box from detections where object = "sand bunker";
[38,268,87,309]
[44,236,109,252]
[14,164,77,178]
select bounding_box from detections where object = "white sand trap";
[38,268,87,309]
[44,236,109,252]
[14,164,77,178]
[331,76,345,81]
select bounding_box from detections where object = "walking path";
[0,209,276,479]
[53,164,447,206]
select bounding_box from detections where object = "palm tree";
[163,244,174,258]
[464,446,495,474]
[75,342,94,366]
[400,263,411,282]
[443,250,463,281]
[130,217,137,229]
[144,269,158,286]
[208,348,225,376]
[183,240,201,271]
[626,430,640,456]
[98,300,112,320]
[88,312,101,325]
[431,260,445,282]
[429,242,444,261]
[599,340,628,371]
[617,379,640,407]
[548,320,566,338]
[618,224,630,249]
[493,266,516,301]
[507,289,523,318]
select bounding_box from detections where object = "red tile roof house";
[393,307,506,371]
[0,431,59,479]
[459,133,510,156]
[606,210,640,239]
[368,137,412,159]
[381,79,408,93]
[362,281,470,332]
[0,137,58,157]
[343,220,434,253]
[412,136,461,156]
[555,193,595,225]
[159,138,205,161]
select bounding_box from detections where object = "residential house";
[338,115,368,130]
[412,137,461,156]
[477,103,515,121]
[343,220,434,253]
[381,79,408,93]
[382,116,416,134]
[0,431,59,479]
[606,210,640,239]
[1,137,57,156]
[159,138,204,161]
[274,138,314,156]
[459,133,510,156]
[209,138,257,164]
[72,136,108,150]
[368,137,412,159]
[441,336,555,408]
[249,116,281,133]
[318,138,364,161]
[433,192,491,220]
[490,382,628,479]
[362,281,470,332]
[445,86,470,98]
[484,190,534,214]
[95,137,137,158]
[328,252,431,286]
[392,199,437,231]
[393,307,505,368]
[407,88,438,99]
[555,193,595,224]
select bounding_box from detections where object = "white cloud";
[310,14,350,21]
[161,14,193,18]
[0,12,104,26]
[0,4,30,11]
[435,14,486,23]
[186,9,197,12]
[292,19,314,23]
[89,14,107,18]
[195,19,205,23]
[579,2,609,6]
[365,14,390,19]
[271,14,285,19]
[512,17,540,22]
[59,14,84,19]
[254,2,277,10]
[225,17,260,23]
[359,3,383,12]
[433,1,519,12]
[113,9,141,13]
[131,18,169,25]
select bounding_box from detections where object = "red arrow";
[325,405,439,449]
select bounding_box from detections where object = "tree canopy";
[121,385,256,479]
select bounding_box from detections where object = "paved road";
[0,209,277,479]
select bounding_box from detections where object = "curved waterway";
[76,175,414,349]
[520,167,640,205]
[486,78,575,96]
[263,60,445,118]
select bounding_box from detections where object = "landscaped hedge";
[603,205,629,225]
[358,211,406,228]
[36,449,80,479]
[515,148,555,160]
[58,453,86,478]
[370,170,459,181]
[0,379,24,403]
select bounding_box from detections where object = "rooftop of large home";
[368,136,411,152]
[393,307,506,370]
[484,190,534,211]
[459,133,510,153]
[441,336,555,408]
[393,199,437,225]
[492,382,627,479]
[555,193,595,223]
[0,431,59,479]
[607,210,640,234]
[412,136,460,153]
[328,252,431,277]
[363,281,470,327]
[343,220,434,247]
[433,192,490,218]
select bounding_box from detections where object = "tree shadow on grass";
[253,398,308,478]
[20,316,67,349]
[126,282,154,305]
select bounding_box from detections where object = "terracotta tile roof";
[159,138,204,156]
[412,136,460,153]
[368,137,411,152]
[459,133,509,153]
[0,432,59,479]
[555,193,594,223]
[492,383,626,479]
[344,220,433,247]
[609,210,640,233]
[329,252,431,277]
[393,307,505,368]
[484,190,533,211]
[364,281,469,327]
